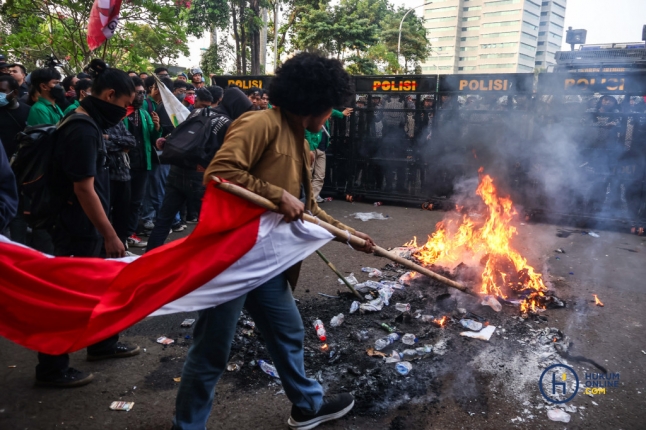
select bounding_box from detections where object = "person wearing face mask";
[26,67,65,126]
[123,77,161,248]
[63,79,93,115]
[173,79,188,104]
[40,59,140,388]
[0,75,31,158]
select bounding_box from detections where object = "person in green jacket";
[306,107,352,202]
[26,67,64,126]
[124,77,161,248]
[63,79,93,115]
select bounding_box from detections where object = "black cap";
[0,61,15,69]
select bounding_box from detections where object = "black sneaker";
[35,367,94,388]
[287,394,354,430]
[86,343,141,361]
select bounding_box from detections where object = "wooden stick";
[315,250,364,300]
[208,176,478,297]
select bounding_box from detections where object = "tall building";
[420,0,567,74]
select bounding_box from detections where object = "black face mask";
[132,95,144,109]
[80,96,127,129]
[50,84,65,100]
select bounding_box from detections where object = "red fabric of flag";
[0,184,265,355]
[87,0,123,51]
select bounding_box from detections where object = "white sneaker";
[316,196,324,203]
[172,223,187,232]
[127,234,148,248]
[124,250,137,257]
[143,220,155,230]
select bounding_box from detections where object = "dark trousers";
[8,214,54,254]
[146,167,205,251]
[110,179,131,245]
[128,169,149,236]
[36,234,119,380]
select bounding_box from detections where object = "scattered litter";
[642,350,646,355]
[156,336,174,345]
[421,315,435,322]
[352,212,389,221]
[460,325,496,341]
[243,320,256,328]
[433,339,448,355]
[354,330,369,342]
[481,295,502,312]
[180,319,195,327]
[395,303,411,312]
[384,351,401,363]
[395,361,412,375]
[330,313,345,327]
[569,272,574,275]
[391,248,414,259]
[460,319,483,332]
[588,232,600,238]
[7,365,16,368]
[354,280,383,293]
[592,401,599,406]
[227,363,240,371]
[361,267,383,277]
[375,333,400,350]
[337,273,358,286]
[377,322,396,333]
[547,409,570,423]
[109,401,134,412]
[398,271,415,285]
[366,347,386,358]
[402,333,418,345]
[313,319,327,341]
[360,298,384,312]
[258,360,280,378]
[173,377,181,382]
[373,202,383,207]
[318,293,339,299]
[349,301,360,313]
[555,248,565,253]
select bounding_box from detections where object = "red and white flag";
[87,0,123,51]
[0,183,333,355]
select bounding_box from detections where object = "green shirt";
[123,109,162,170]
[63,100,80,116]
[26,97,64,126]
[305,109,344,151]
[142,97,158,113]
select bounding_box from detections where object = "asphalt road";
[0,200,644,429]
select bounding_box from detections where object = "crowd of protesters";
[0,53,364,430]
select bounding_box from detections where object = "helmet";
[189,67,203,77]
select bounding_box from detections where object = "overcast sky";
[182,0,646,68]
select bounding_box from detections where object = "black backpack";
[11,114,101,229]
[160,108,220,169]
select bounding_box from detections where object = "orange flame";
[406,170,547,311]
[593,294,604,307]
[433,316,447,327]
[404,237,418,247]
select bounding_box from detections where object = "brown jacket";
[204,107,355,287]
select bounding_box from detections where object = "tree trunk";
[240,2,247,75]
[231,1,242,75]
[250,0,261,75]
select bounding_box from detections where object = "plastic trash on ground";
[460,325,496,341]
[349,301,360,313]
[588,232,600,238]
[354,280,385,293]
[402,333,418,345]
[361,267,383,277]
[395,303,411,312]
[330,313,345,327]
[395,361,412,375]
[481,295,502,312]
[337,273,358,286]
[110,401,135,411]
[313,319,327,341]
[380,280,404,290]
[360,298,384,312]
[378,286,394,306]
[375,333,400,350]
[258,360,280,378]
[156,336,174,345]
[352,212,389,221]
[390,247,415,259]
[384,350,401,363]
[398,271,416,286]
[459,319,483,331]
[547,408,571,423]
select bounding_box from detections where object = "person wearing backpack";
[37,59,140,388]
[123,77,161,248]
[145,87,253,251]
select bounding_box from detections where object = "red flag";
[0,183,334,354]
[87,0,123,51]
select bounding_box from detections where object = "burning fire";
[593,294,604,307]
[406,170,547,312]
[433,316,448,327]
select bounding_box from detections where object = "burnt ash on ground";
[221,263,567,417]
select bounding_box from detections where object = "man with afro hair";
[172,53,375,430]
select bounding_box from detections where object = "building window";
[523,10,540,19]
[535,61,543,66]
[550,32,560,39]
[526,0,541,8]
[483,10,520,17]
[427,16,457,23]
[462,26,480,31]
[480,53,516,59]
[522,32,538,41]
[540,21,547,26]
[431,56,454,61]
[429,36,455,42]
[435,46,455,52]
[459,56,478,61]
[485,0,520,6]
[548,41,560,49]
[541,11,548,16]
[433,26,457,32]
[553,2,566,13]
[481,41,517,49]
[459,66,477,71]
[480,63,515,69]
[438,66,453,70]
[481,31,519,39]
[535,50,545,56]
[519,53,534,61]
[521,42,535,50]
[538,31,546,36]
[463,6,482,11]
[551,23,564,31]
[462,16,481,21]
[483,21,520,28]
[427,5,458,13]
[541,1,549,5]
[518,64,534,71]
[523,22,538,31]
[460,46,479,51]
[537,41,545,45]
[460,36,479,41]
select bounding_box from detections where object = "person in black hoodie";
[146,87,253,251]
[39,59,140,388]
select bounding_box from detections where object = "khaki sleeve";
[203,113,284,205]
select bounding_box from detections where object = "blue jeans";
[141,163,180,225]
[146,166,205,251]
[173,273,324,430]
